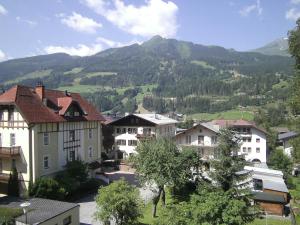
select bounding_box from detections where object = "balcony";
[136,133,156,140]
[0,173,10,183]
[0,146,21,158]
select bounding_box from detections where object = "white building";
[212,120,267,163]
[109,113,178,158]
[176,123,219,161]
[176,119,267,163]
[278,131,299,157]
[0,84,105,194]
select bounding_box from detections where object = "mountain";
[251,38,289,57]
[0,36,294,115]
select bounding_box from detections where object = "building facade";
[109,114,177,158]
[176,120,267,163]
[0,85,105,193]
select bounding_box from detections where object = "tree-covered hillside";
[0,36,294,116]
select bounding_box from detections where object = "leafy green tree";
[30,177,66,200]
[291,136,300,162]
[131,138,196,217]
[7,167,19,197]
[64,160,89,183]
[156,187,257,225]
[288,19,300,115]
[209,129,248,192]
[94,179,142,225]
[269,148,293,178]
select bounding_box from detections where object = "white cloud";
[82,0,178,37]
[0,49,7,62]
[0,4,7,15]
[44,44,103,56]
[96,36,141,48]
[16,16,38,27]
[286,8,300,21]
[61,12,102,34]
[239,0,262,17]
[291,0,300,4]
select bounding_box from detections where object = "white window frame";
[88,146,93,158]
[186,135,191,144]
[43,133,49,146]
[43,155,50,169]
[256,147,260,153]
[198,135,204,145]
[10,133,16,147]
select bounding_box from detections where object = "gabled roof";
[176,122,219,137]
[278,131,299,141]
[0,85,105,124]
[211,119,267,134]
[109,113,178,126]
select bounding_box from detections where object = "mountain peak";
[251,37,289,57]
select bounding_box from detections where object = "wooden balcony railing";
[0,146,21,157]
[0,173,10,182]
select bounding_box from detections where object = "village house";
[176,119,267,163]
[0,84,105,194]
[278,131,299,157]
[109,113,178,158]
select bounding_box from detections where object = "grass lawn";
[4,69,52,85]
[0,206,23,223]
[249,218,290,225]
[56,85,108,93]
[188,109,254,121]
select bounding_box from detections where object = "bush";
[7,167,19,197]
[0,207,23,225]
[64,160,89,183]
[30,177,66,200]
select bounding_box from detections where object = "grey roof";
[263,180,289,193]
[252,191,286,203]
[0,197,78,224]
[278,131,299,140]
[134,113,178,125]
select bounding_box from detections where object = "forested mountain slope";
[0,36,294,116]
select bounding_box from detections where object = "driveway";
[77,171,156,225]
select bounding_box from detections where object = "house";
[0,84,105,194]
[211,120,267,163]
[176,123,219,161]
[0,197,79,225]
[245,166,289,216]
[109,113,178,158]
[176,120,267,163]
[278,131,299,157]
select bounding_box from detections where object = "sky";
[0,0,299,61]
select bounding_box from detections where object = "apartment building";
[109,113,178,158]
[176,119,267,163]
[0,84,105,194]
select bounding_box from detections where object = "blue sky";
[0,0,299,61]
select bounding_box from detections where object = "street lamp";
[20,202,31,225]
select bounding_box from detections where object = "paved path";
[77,171,156,225]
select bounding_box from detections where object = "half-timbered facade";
[109,114,178,158]
[0,84,105,194]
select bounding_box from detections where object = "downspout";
[28,124,34,185]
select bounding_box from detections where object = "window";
[69,150,75,161]
[247,138,251,142]
[256,138,260,143]
[116,139,126,145]
[63,216,72,225]
[43,133,49,145]
[88,129,93,139]
[116,128,121,134]
[69,130,75,141]
[0,133,2,147]
[243,128,247,133]
[246,128,250,133]
[128,140,138,146]
[256,148,260,153]
[10,133,15,147]
[8,110,14,121]
[198,136,204,145]
[0,111,3,121]
[128,128,137,134]
[242,137,247,142]
[186,135,191,144]
[43,156,49,169]
[199,128,203,133]
[143,128,151,135]
[88,146,93,158]
[253,179,263,191]
[248,147,252,153]
[211,136,217,144]
[11,159,16,169]
[242,147,247,153]
[121,128,126,134]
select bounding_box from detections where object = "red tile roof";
[0,85,105,124]
[211,119,267,134]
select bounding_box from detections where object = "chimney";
[35,82,45,100]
